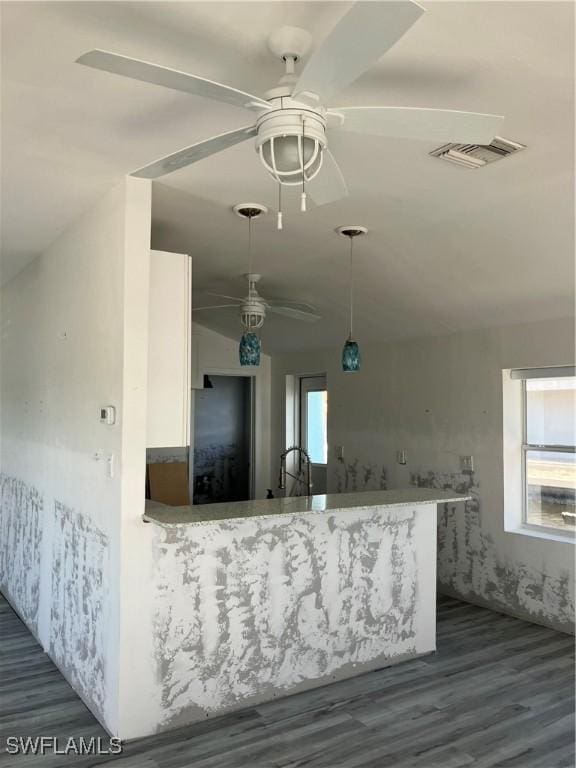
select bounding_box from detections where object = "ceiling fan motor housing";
[255,98,326,185]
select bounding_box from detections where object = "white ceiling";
[2,1,574,351]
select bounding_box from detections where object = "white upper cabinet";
[146,250,191,448]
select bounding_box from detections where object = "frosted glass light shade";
[342,339,361,372]
[239,332,261,367]
[260,135,323,185]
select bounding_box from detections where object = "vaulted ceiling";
[2,1,574,350]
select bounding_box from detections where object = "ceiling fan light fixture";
[256,107,326,186]
[259,135,323,184]
[240,272,266,330]
[240,308,265,330]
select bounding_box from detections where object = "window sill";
[506,524,575,544]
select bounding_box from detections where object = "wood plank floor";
[0,592,573,768]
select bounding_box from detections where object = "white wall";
[117,321,273,739]
[271,318,575,633]
[0,177,152,733]
[0,183,272,739]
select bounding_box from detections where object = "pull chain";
[277,184,283,231]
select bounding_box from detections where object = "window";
[300,376,328,464]
[519,369,575,533]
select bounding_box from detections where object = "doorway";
[193,375,253,504]
[300,375,328,494]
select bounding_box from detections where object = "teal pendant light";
[239,331,261,366]
[337,226,367,373]
[342,338,361,372]
[234,203,268,367]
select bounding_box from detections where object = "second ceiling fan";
[194,203,322,329]
[77,0,504,209]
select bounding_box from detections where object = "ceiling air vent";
[430,136,526,169]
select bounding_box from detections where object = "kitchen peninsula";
[138,488,470,734]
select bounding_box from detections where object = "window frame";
[520,376,575,538]
[299,375,328,467]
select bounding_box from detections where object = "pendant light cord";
[248,214,253,276]
[302,120,305,197]
[349,236,354,340]
[300,119,307,212]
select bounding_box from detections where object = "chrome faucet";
[278,446,313,497]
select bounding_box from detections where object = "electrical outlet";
[460,455,474,472]
[396,450,407,465]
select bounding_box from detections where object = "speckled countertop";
[143,488,471,528]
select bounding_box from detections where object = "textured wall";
[412,469,574,634]
[192,442,243,503]
[332,459,574,634]
[271,319,575,634]
[330,464,574,635]
[334,459,388,494]
[151,504,435,730]
[50,502,109,721]
[0,474,42,632]
[0,478,111,722]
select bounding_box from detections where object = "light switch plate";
[396,450,408,465]
[335,445,344,461]
[100,406,116,425]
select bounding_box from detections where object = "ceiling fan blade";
[131,126,257,179]
[330,107,504,145]
[268,305,322,323]
[293,1,424,104]
[307,149,348,207]
[192,305,239,311]
[206,292,245,302]
[267,299,318,311]
[76,50,271,112]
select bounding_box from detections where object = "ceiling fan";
[195,272,322,327]
[193,203,321,329]
[76,0,504,210]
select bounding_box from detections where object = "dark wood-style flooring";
[1,592,574,767]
